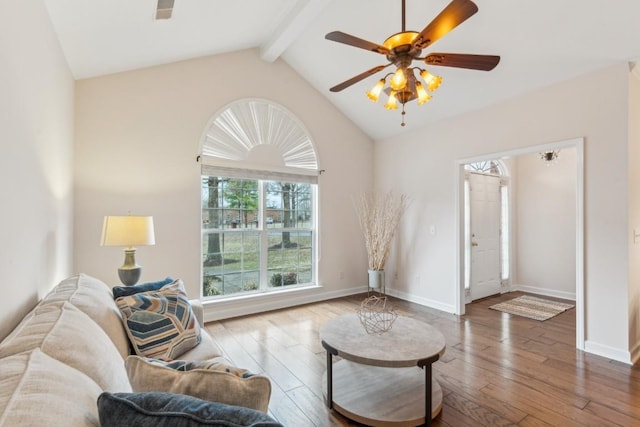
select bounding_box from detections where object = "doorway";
[455,138,585,350]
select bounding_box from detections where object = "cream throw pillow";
[125,356,272,413]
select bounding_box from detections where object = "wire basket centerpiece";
[357,295,398,335]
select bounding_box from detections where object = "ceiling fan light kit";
[326,0,500,126]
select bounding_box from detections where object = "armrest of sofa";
[182,299,226,360]
[190,299,204,327]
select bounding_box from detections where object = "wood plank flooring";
[204,292,640,426]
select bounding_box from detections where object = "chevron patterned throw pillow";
[116,280,201,361]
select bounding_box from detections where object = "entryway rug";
[489,295,574,321]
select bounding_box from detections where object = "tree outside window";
[202,176,314,297]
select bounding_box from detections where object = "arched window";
[464,160,507,176]
[199,99,319,299]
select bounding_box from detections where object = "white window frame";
[201,166,318,299]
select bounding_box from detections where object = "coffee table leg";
[418,355,440,427]
[424,363,432,427]
[322,340,338,409]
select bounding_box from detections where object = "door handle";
[471,242,479,247]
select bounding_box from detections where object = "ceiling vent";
[155,0,175,20]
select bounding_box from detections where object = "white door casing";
[455,137,584,352]
[469,173,501,301]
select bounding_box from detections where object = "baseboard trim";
[509,284,576,301]
[509,286,632,364]
[385,288,457,314]
[202,284,368,322]
[584,340,632,365]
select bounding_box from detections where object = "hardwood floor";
[204,292,640,426]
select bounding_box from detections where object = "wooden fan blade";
[414,0,478,50]
[330,64,392,92]
[325,31,389,55]
[424,53,500,71]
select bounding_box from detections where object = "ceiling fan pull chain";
[401,104,406,127]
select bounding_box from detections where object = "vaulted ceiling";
[43,0,640,140]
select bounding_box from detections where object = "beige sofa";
[0,274,272,426]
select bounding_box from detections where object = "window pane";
[267,231,312,288]
[201,176,263,296]
[500,186,510,280]
[222,178,259,229]
[202,176,224,229]
[464,180,471,290]
[202,231,260,296]
[265,181,312,229]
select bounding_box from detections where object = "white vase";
[368,269,385,293]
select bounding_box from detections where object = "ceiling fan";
[326,0,500,126]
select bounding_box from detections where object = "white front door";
[469,173,502,301]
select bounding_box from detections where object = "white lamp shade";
[101,216,155,247]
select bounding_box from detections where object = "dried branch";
[353,191,409,271]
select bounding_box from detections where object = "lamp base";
[119,248,142,286]
[118,266,142,286]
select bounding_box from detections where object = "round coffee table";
[319,314,446,427]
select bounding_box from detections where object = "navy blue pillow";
[112,277,174,299]
[97,392,283,427]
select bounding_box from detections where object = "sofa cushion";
[126,356,271,412]
[112,277,175,299]
[39,273,131,358]
[98,392,282,427]
[116,280,201,361]
[178,327,224,361]
[0,301,131,392]
[0,349,102,427]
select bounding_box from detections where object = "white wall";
[0,0,75,340]
[74,49,373,315]
[376,63,632,362]
[628,66,640,363]
[514,149,576,299]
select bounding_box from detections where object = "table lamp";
[101,215,155,286]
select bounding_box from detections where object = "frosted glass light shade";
[366,79,385,102]
[101,216,155,247]
[389,68,407,91]
[415,82,432,105]
[384,92,399,110]
[420,69,443,92]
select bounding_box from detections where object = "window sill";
[201,284,324,322]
